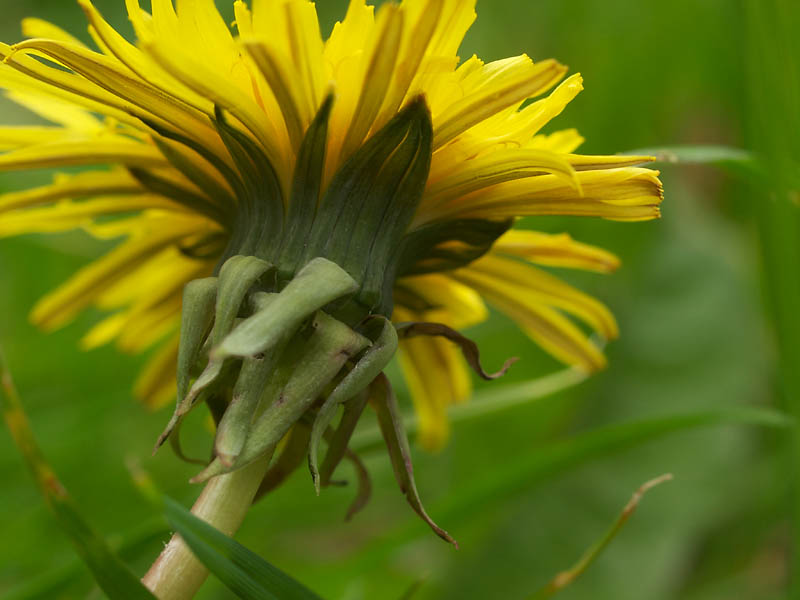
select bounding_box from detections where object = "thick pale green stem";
[142,457,270,600]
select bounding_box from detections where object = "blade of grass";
[350,406,792,570]
[0,346,156,600]
[164,497,325,600]
[745,0,800,591]
[529,473,673,599]
[9,369,585,598]
[5,518,168,600]
[625,145,764,179]
[437,407,791,524]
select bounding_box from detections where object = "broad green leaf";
[0,348,156,600]
[164,497,324,600]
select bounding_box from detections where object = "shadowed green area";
[0,1,792,599]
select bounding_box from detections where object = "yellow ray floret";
[0,0,663,449]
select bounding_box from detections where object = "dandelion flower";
[0,0,662,548]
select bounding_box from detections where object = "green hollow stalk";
[141,457,270,600]
[143,260,369,599]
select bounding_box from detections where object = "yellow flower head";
[0,0,662,453]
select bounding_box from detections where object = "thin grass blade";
[0,347,156,600]
[529,474,673,599]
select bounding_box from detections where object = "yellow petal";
[21,18,89,48]
[0,42,161,131]
[140,36,291,189]
[81,312,128,350]
[281,0,326,119]
[0,137,167,171]
[243,40,309,151]
[492,229,621,273]
[452,266,608,372]
[433,56,568,149]
[419,167,663,224]
[424,148,580,209]
[233,1,254,36]
[394,273,488,329]
[0,195,183,237]
[506,73,584,142]
[5,90,104,131]
[116,295,181,353]
[31,214,208,330]
[0,126,71,150]
[332,3,405,175]
[466,254,618,339]
[79,0,215,118]
[175,0,237,51]
[83,247,199,354]
[134,333,180,409]
[10,39,220,145]
[426,0,477,59]
[430,73,583,166]
[0,168,142,213]
[529,128,585,153]
[323,0,374,78]
[94,245,212,309]
[371,0,444,132]
[145,0,291,173]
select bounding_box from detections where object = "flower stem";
[142,457,271,600]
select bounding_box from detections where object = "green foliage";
[164,497,324,600]
[0,1,793,600]
[0,351,155,600]
[530,474,673,599]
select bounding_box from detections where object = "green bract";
[154,98,512,543]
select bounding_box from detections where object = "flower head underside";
[0,0,663,450]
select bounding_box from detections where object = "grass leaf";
[164,497,324,600]
[529,474,673,599]
[0,347,156,600]
[437,407,793,524]
[625,145,764,179]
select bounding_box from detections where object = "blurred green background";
[0,1,791,599]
